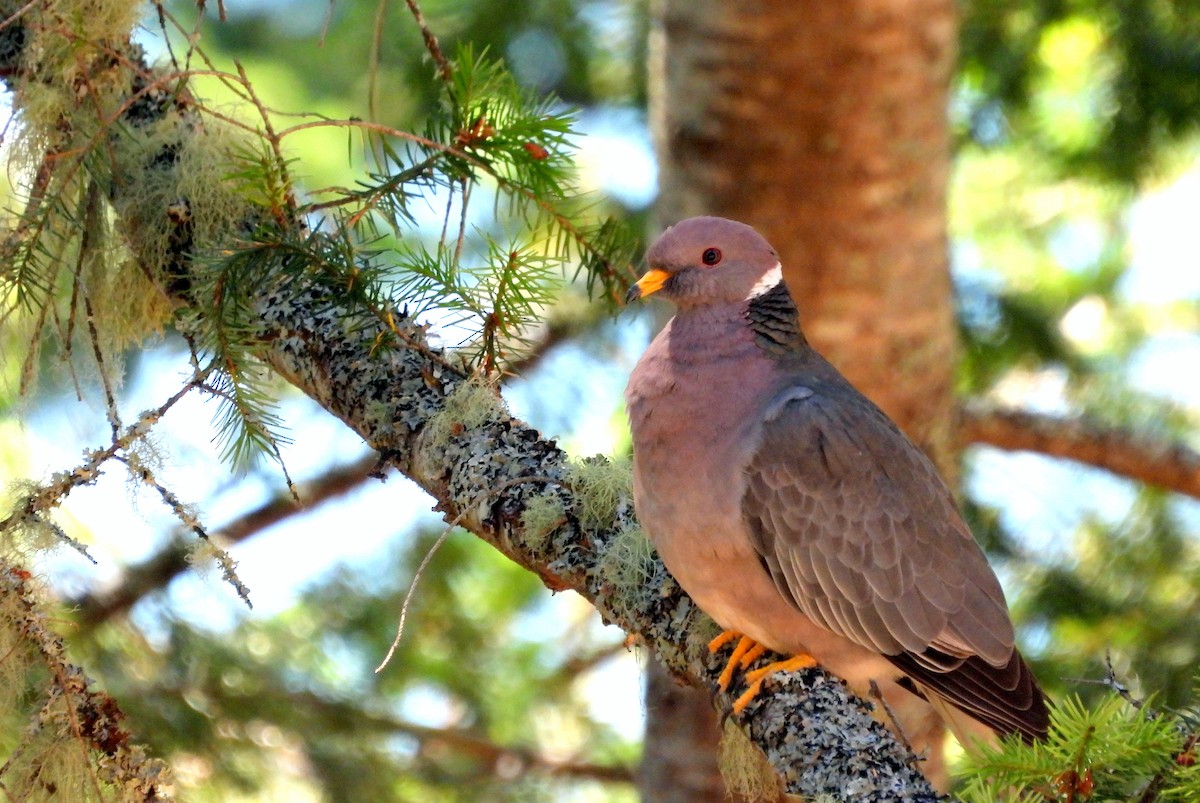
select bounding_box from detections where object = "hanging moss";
[2,0,276,377]
[109,119,259,285]
[592,520,652,600]
[719,719,786,803]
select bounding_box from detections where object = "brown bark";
[959,402,1200,500]
[649,0,959,794]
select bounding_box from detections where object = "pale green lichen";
[719,718,784,802]
[34,0,141,68]
[597,523,656,598]
[5,0,280,374]
[125,436,166,484]
[0,480,90,561]
[422,377,505,450]
[520,491,566,550]
[565,455,631,529]
[111,117,260,269]
[187,537,253,606]
[26,515,84,559]
[16,0,140,138]
[693,610,724,644]
[185,537,223,572]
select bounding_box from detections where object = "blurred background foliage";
[1,0,1199,799]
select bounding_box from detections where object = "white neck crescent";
[746,264,784,299]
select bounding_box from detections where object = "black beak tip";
[624,285,642,305]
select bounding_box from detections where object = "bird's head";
[626,217,782,309]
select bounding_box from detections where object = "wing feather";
[742,371,1048,740]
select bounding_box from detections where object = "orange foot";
[707,630,818,714]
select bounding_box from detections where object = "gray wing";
[743,378,1048,740]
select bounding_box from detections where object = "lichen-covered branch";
[0,3,940,799]
[0,564,172,800]
[959,402,1200,501]
[72,311,631,633]
[254,264,940,801]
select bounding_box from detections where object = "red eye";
[701,247,722,265]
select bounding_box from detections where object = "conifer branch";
[71,299,601,628]
[68,307,602,631]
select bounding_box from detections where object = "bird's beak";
[625,268,670,304]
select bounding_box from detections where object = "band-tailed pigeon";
[624,216,1049,744]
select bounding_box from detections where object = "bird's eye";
[701,247,722,266]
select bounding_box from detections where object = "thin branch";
[375,473,560,672]
[404,0,453,82]
[0,563,172,800]
[550,639,631,685]
[358,706,635,784]
[198,682,634,785]
[376,524,452,673]
[959,401,1200,500]
[0,373,206,535]
[72,453,379,631]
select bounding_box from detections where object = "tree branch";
[959,402,1200,500]
[251,267,940,801]
[181,679,635,786]
[282,688,635,785]
[71,453,378,631]
[71,304,608,631]
[0,6,939,800]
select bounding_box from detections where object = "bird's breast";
[625,315,786,624]
[624,316,912,683]
[626,318,775,510]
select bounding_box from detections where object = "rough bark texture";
[256,246,938,803]
[648,0,960,795]
[0,3,940,800]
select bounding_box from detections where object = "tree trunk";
[644,0,959,793]
[639,662,785,802]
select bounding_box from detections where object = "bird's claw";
[710,631,818,713]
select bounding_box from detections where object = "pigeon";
[624,216,1049,747]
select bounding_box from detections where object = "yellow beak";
[625,268,671,303]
